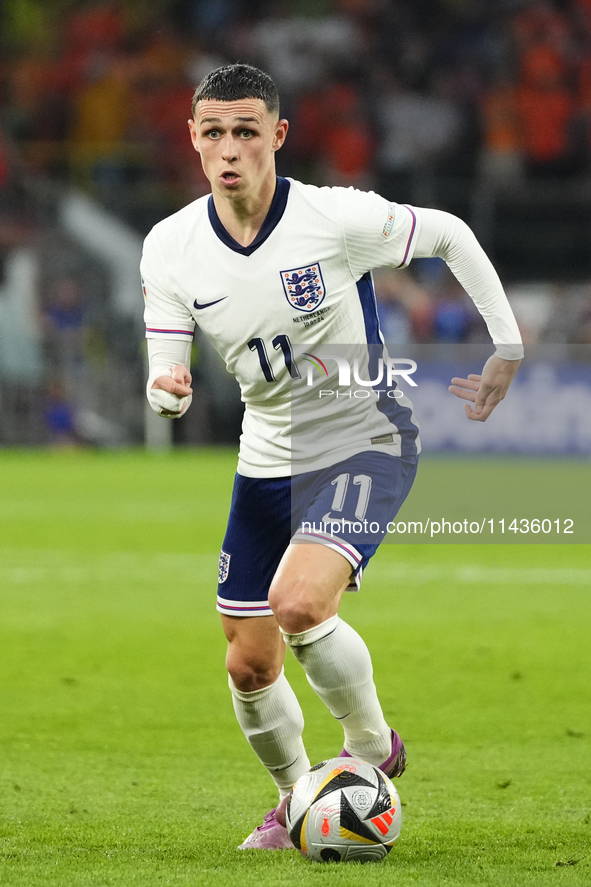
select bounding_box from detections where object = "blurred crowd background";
[1,0,591,448]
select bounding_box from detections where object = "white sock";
[282,615,391,765]
[229,669,311,797]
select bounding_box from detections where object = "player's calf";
[222,613,285,692]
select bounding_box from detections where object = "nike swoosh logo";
[273,757,299,772]
[322,512,341,524]
[193,297,227,310]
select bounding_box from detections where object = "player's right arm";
[147,339,193,418]
[141,228,196,418]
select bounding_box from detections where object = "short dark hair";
[191,63,279,117]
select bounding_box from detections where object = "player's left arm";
[412,207,523,422]
[448,357,520,422]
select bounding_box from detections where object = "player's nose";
[221,134,238,161]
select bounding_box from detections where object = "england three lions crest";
[281,262,326,313]
[218,550,231,584]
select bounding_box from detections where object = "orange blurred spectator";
[321,83,374,186]
[68,55,133,193]
[516,45,575,173]
[2,53,72,173]
[49,1,128,106]
[4,54,49,136]
[130,28,196,190]
[64,1,126,54]
[520,42,566,87]
[575,0,591,34]
[479,76,523,185]
[577,56,591,152]
[284,89,325,169]
[483,83,522,154]
[512,0,572,56]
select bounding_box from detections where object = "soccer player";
[141,64,522,850]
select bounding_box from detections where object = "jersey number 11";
[248,335,301,382]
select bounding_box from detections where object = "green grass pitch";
[1,449,590,886]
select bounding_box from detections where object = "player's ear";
[188,119,200,154]
[272,118,289,152]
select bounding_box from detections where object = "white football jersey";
[142,177,422,477]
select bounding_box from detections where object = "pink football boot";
[339,729,407,778]
[237,797,292,850]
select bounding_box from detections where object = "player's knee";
[268,585,325,634]
[226,650,282,693]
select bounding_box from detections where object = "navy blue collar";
[207,177,290,256]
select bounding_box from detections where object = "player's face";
[189,98,288,201]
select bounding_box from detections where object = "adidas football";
[285,757,402,863]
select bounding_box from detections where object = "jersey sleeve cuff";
[145,324,195,341]
[494,344,524,360]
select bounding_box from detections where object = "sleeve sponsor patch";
[381,203,395,238]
